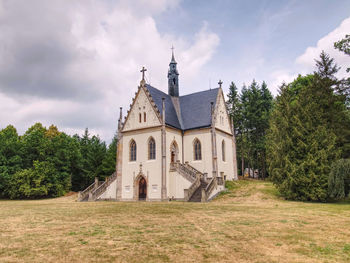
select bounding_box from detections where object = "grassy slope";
[0,180,350,263]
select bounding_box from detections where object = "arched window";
[130,140,136,161]
[222,140,226,162]
[148,137,156,160]
[139,113,142,123]
[144,112,146,122]
[194,139,202,161]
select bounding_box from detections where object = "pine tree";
[101,134,118,179]
[266,52,348,201]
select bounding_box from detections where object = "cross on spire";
[140,66,147,81]
[218,80,223,88]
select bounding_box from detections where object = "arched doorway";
[170,141,179,163]
[138,177,147,200]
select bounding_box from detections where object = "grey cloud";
[0,0,101,101]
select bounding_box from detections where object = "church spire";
[168,46,179,97]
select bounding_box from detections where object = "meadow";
[0,180,349,263]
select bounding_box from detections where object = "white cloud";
[296,17,350,78]
[269,70,297,95]
[268,16,350,95]
[0,0,219,141]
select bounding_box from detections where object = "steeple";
[168,46,179,97]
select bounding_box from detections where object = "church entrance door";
[171,151,175,163]
[138,177,147,200]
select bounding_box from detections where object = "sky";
[0,0,349,142]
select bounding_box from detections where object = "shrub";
[328,159,350,200]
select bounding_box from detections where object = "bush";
[328,159,350,201]
[9,161,63,199]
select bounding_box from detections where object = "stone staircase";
[189,180,208,202]
[78,172,117,202]
[170,161,223,202]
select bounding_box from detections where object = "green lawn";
[0,180,349,263]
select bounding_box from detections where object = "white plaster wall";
[97,180,117,200]
[216,130,235,180]
[168,171,192,199]
[215,90,232,135]
[123,87,161,132]
[121,128,162,200]
[183,129,213,175]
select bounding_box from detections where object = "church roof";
[145,84,219,131]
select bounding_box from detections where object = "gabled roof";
[145,84,219,131]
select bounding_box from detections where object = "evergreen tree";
[334,35,350,101]
[266,52,349,201]
[101,134,118,179]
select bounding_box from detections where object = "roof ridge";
[179,88,220,98]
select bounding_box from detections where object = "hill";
[0,180,349,262]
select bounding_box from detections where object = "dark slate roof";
[180,88,219,130]
[145,85,181,129]
[145,84,219,131]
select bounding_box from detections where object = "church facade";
[78,51,238,202]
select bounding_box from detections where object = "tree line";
[0,123,116,199]
[227,35,350,202]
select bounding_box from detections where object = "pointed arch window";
[194,139,202,161]
[139,113,142,123]
[222,140,226,162]
[130,140,137,161]
[144,112,146,122]
[148,137,156,160]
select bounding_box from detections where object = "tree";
[101,134,117,179]
[9,161,62,199]
[0,125,22,198]
[21,123,47,169]
[75,128,107,190]
[266,51,350,201]
[334,34,350,72]
[334,35,350,102]
[234,80,273,178]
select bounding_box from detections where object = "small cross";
[218,80,223,88]
[171,45,174,52]
[140,66,147,81]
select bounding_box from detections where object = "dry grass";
[1,180,350,263]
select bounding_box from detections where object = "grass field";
[0,180,350,263]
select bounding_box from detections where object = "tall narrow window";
[139,113,141,123]
[194,139,202,161]
[148,137,156,160]
[222,140,226,162]
[130,140,136,161]
[144,112,146,122]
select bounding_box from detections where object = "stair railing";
[90,172,117,201]
[202,177,218,202]
[184,175,201,201]
[170,161,198,183]
[78,180,99,201]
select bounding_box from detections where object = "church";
[78,51,238,202]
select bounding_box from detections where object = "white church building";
[78,51,238,202]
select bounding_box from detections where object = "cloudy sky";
[0,0,349,142]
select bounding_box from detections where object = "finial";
[171,45,175,62]
[218,80,223,88]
